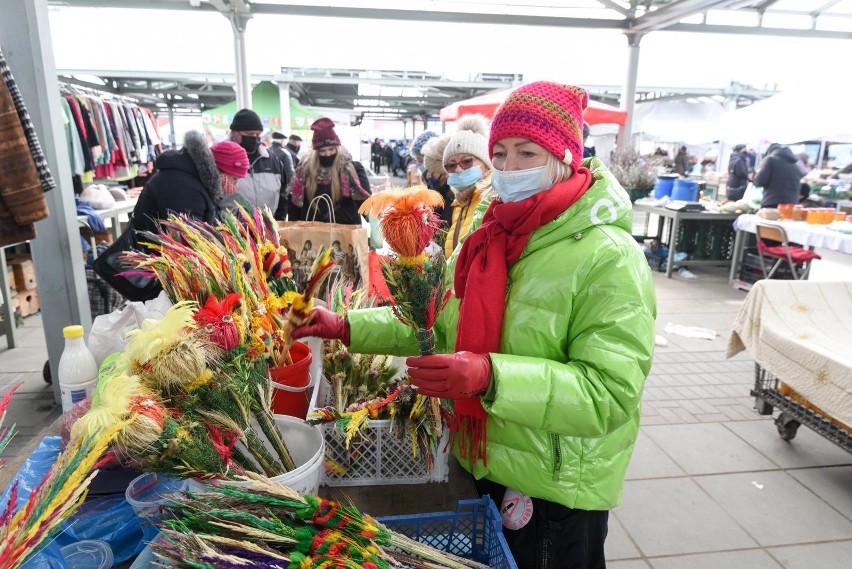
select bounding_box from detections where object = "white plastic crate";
[309,375,449,486]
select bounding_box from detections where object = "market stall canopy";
[718,85,852,145]
[632,99,726,144]
[439,87,627,126]
[202,81,320,131]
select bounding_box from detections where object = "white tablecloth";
[734,214,852,255]
[727,280,852,427]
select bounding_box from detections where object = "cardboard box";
[17,288,39,317]
[5,269,14,295]
[10,260,37,291]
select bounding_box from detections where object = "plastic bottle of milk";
[58,325,98,414]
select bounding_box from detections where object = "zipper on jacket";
[451,204,469,251]
[551,433,562,481]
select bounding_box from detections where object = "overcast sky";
[46,7,851,93]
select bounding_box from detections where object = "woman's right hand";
[291,306,350,346]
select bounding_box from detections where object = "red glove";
[291,306,351,346]
[406,352,492,399]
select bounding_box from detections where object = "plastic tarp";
[0,437,146,568]
[439,87,628,125]
[718,86,852,144]
[631,99,726,144]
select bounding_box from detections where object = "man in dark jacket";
[726,144,751,201]
[286,134,302,169]
[754,143,803,208]
[132,131,248,234]
[221,109,288,219]
[269,131,296,219]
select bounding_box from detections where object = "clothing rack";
[58,81,139,104]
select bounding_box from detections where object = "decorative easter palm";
[152,474,488,569]
[0,383,21,470]
[358,188,450,356]
[358,188,450,437]
[0,424,123,568]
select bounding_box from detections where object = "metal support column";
[167,102,177,148]
[0,0,92,402]
[278,82,291,134]
[229,12,252,110]
[617,33,642,151]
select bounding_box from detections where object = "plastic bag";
[4,437,146,567]
[88,291,172,365]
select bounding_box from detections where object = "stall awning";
[439,87,627,126]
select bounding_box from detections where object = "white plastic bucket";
[197,414,324,497]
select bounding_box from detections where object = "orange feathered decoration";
[358,187,444,259]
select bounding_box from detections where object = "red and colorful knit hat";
[488,81,588,171]
[210,141,249,178]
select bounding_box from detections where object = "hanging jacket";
[0,70,49,246]
[132,131,221,235]
[346,157,656,511]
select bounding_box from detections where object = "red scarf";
[452,167,592,464]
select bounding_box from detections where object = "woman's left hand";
[406,352,492,399]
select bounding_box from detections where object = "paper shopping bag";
[278,220,370,293]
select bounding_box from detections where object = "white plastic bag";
[88,291,172,365]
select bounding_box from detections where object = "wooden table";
[633,202,741,278]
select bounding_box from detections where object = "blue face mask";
[492,166,552,203]
[417,164,427,174]
[447,165,483,190]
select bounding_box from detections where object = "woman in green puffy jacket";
[293,82,656,569]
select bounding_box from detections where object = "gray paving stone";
[607,514,641,560]
[788,466,852,521]
[625,430,686,480]
[724,421,852,470]
[607,561,651,569]
[649,549,782,569]
[616,478,757,557]
[695,471,852,547]
[643,423,778,475]
[767,540,852,569]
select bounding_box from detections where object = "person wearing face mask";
[408,130,438,186]
[442,114,495,258]
[286,134,303,169]
[220,109,288,219]
[132,131,248,235]
[289,82,655,569]
[420,133,455,244]
[288,117,371,225]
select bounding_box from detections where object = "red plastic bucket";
[269,341,313,419]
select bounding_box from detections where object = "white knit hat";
[442,114,492,170]
[423,133,452,175]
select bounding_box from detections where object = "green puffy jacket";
[349,157,656,511]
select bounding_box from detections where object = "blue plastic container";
[379,496,517,568]
[654,176,676,198]
[672,179,699,201]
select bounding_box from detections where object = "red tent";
[440,87,627,126]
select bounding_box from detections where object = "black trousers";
[474,478,608,569]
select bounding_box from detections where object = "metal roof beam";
[629,0,736,32]
[664,21,852,39]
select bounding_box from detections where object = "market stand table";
[632,201,740,278]
[728,214,852,286]
[728,280,852,452]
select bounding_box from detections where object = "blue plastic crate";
[378,496,517,569]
